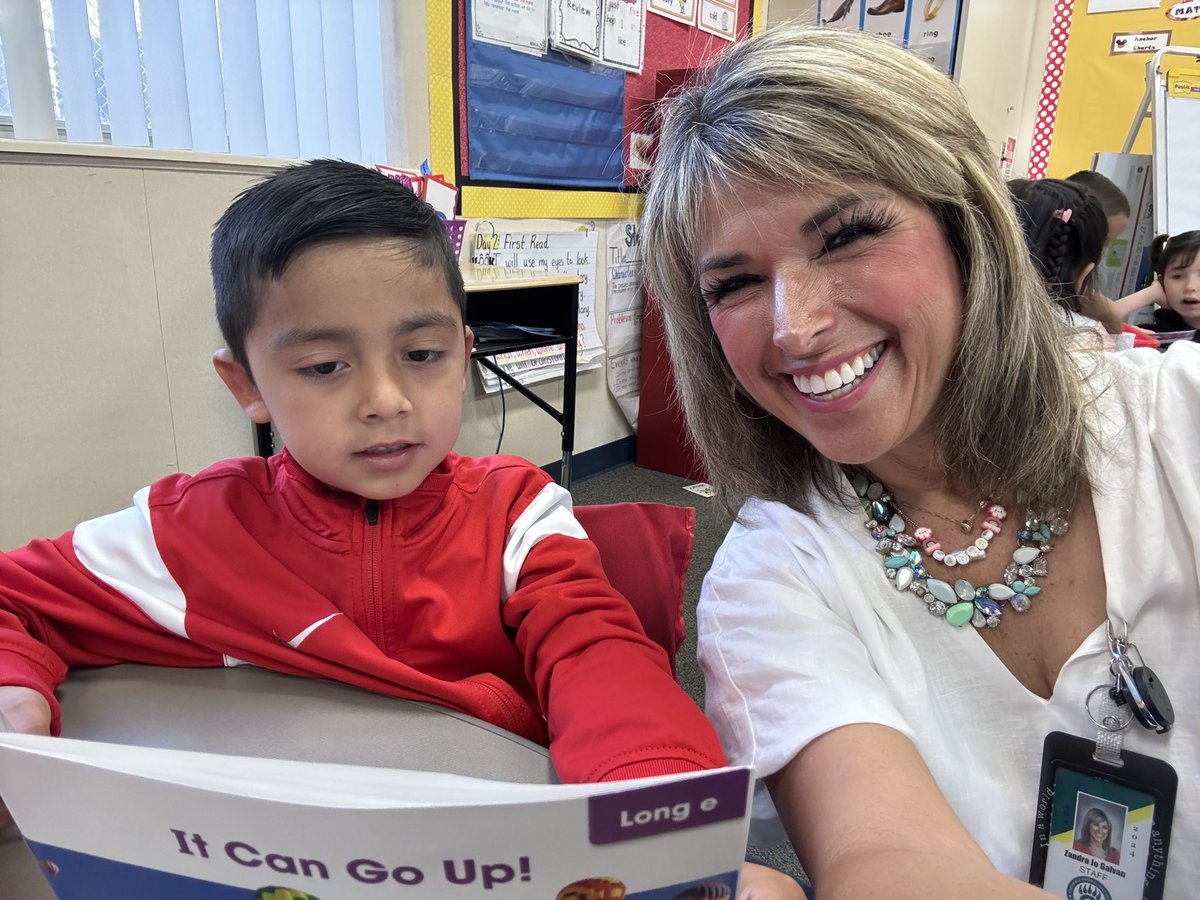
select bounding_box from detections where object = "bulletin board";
[425,0,758,219]
[1046,0,1200,178]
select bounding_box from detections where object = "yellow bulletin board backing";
[1048,1,1200,177]
[424,0,759,220]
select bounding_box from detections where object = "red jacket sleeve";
[499,485,727,783]
[0,497,223,731]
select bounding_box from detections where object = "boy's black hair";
[1151,230,1200,281]
[1066,169,1132,219]
[1008,177,1108,314]
[211,159,466,370]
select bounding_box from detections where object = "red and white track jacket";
[0,451,724,783]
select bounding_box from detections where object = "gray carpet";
[570,463,807,883]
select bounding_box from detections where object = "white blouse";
[699,342,1200,888]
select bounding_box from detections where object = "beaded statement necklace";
[850,472,1070,629]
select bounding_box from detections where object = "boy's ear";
[213,349,272,424]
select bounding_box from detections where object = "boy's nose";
[358,369,414,420]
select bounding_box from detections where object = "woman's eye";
[701,273,760,306]
[300,361,345,378]
[819,207,895,255]
[823,219,887,252]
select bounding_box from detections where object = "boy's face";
[1106,212,1130,245]
[215,238,472,500]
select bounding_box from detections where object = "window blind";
[0,0,389,164]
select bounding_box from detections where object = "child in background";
[1066,168,1165,325]
[1008,178,1108,320]
[1149,230,1200,339]
[1066,169,1130,244]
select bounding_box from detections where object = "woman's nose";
[772,270,837,354]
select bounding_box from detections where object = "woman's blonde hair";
[641,25,1092,516]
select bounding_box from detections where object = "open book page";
[0,734,752,899]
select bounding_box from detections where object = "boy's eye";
[406,349,445,363]
[300,361,346,377]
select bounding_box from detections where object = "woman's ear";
[213,349,271,424]
[1074,261,1097,296]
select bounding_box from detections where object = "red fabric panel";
[574,502,695,672]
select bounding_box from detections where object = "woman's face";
[1089,818,1110,843]
[697,181,964,472]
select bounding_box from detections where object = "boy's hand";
[0,686,50,831]
[738,861,809,900]
[0,685,51,736]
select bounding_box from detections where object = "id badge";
[1029,732,1177,900]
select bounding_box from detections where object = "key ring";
[1085,684,1134,733]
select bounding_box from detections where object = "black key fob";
[1121,664,1174,734]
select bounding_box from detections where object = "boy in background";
[1067,168,1165,328]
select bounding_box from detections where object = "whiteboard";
[1151,48,1200,235]
[1156,66,1200,236]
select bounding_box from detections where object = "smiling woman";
[641,24,1200,900]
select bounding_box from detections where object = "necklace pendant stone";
[896,567,915,591]
[946,602,975,627]
[1013,546,1041,565]
[975,596,1002,618]
[971,609,987,628]
[1010,594,1032,613]
[925,579,956,606]
[953,579,975,602]
[988,583,1015,601]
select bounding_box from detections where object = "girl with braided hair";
[1007,178,1107,319]
[1008,178,1156,348]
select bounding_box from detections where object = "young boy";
[0,160,724,785]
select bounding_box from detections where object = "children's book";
[0,733,751,900]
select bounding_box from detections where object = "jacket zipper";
[364,499,382,647]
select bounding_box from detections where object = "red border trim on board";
[1029,0,1075,179]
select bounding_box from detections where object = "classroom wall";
[955,0,1045,177]
[0,155,260,548]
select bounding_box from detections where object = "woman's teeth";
[793,344,882,400]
